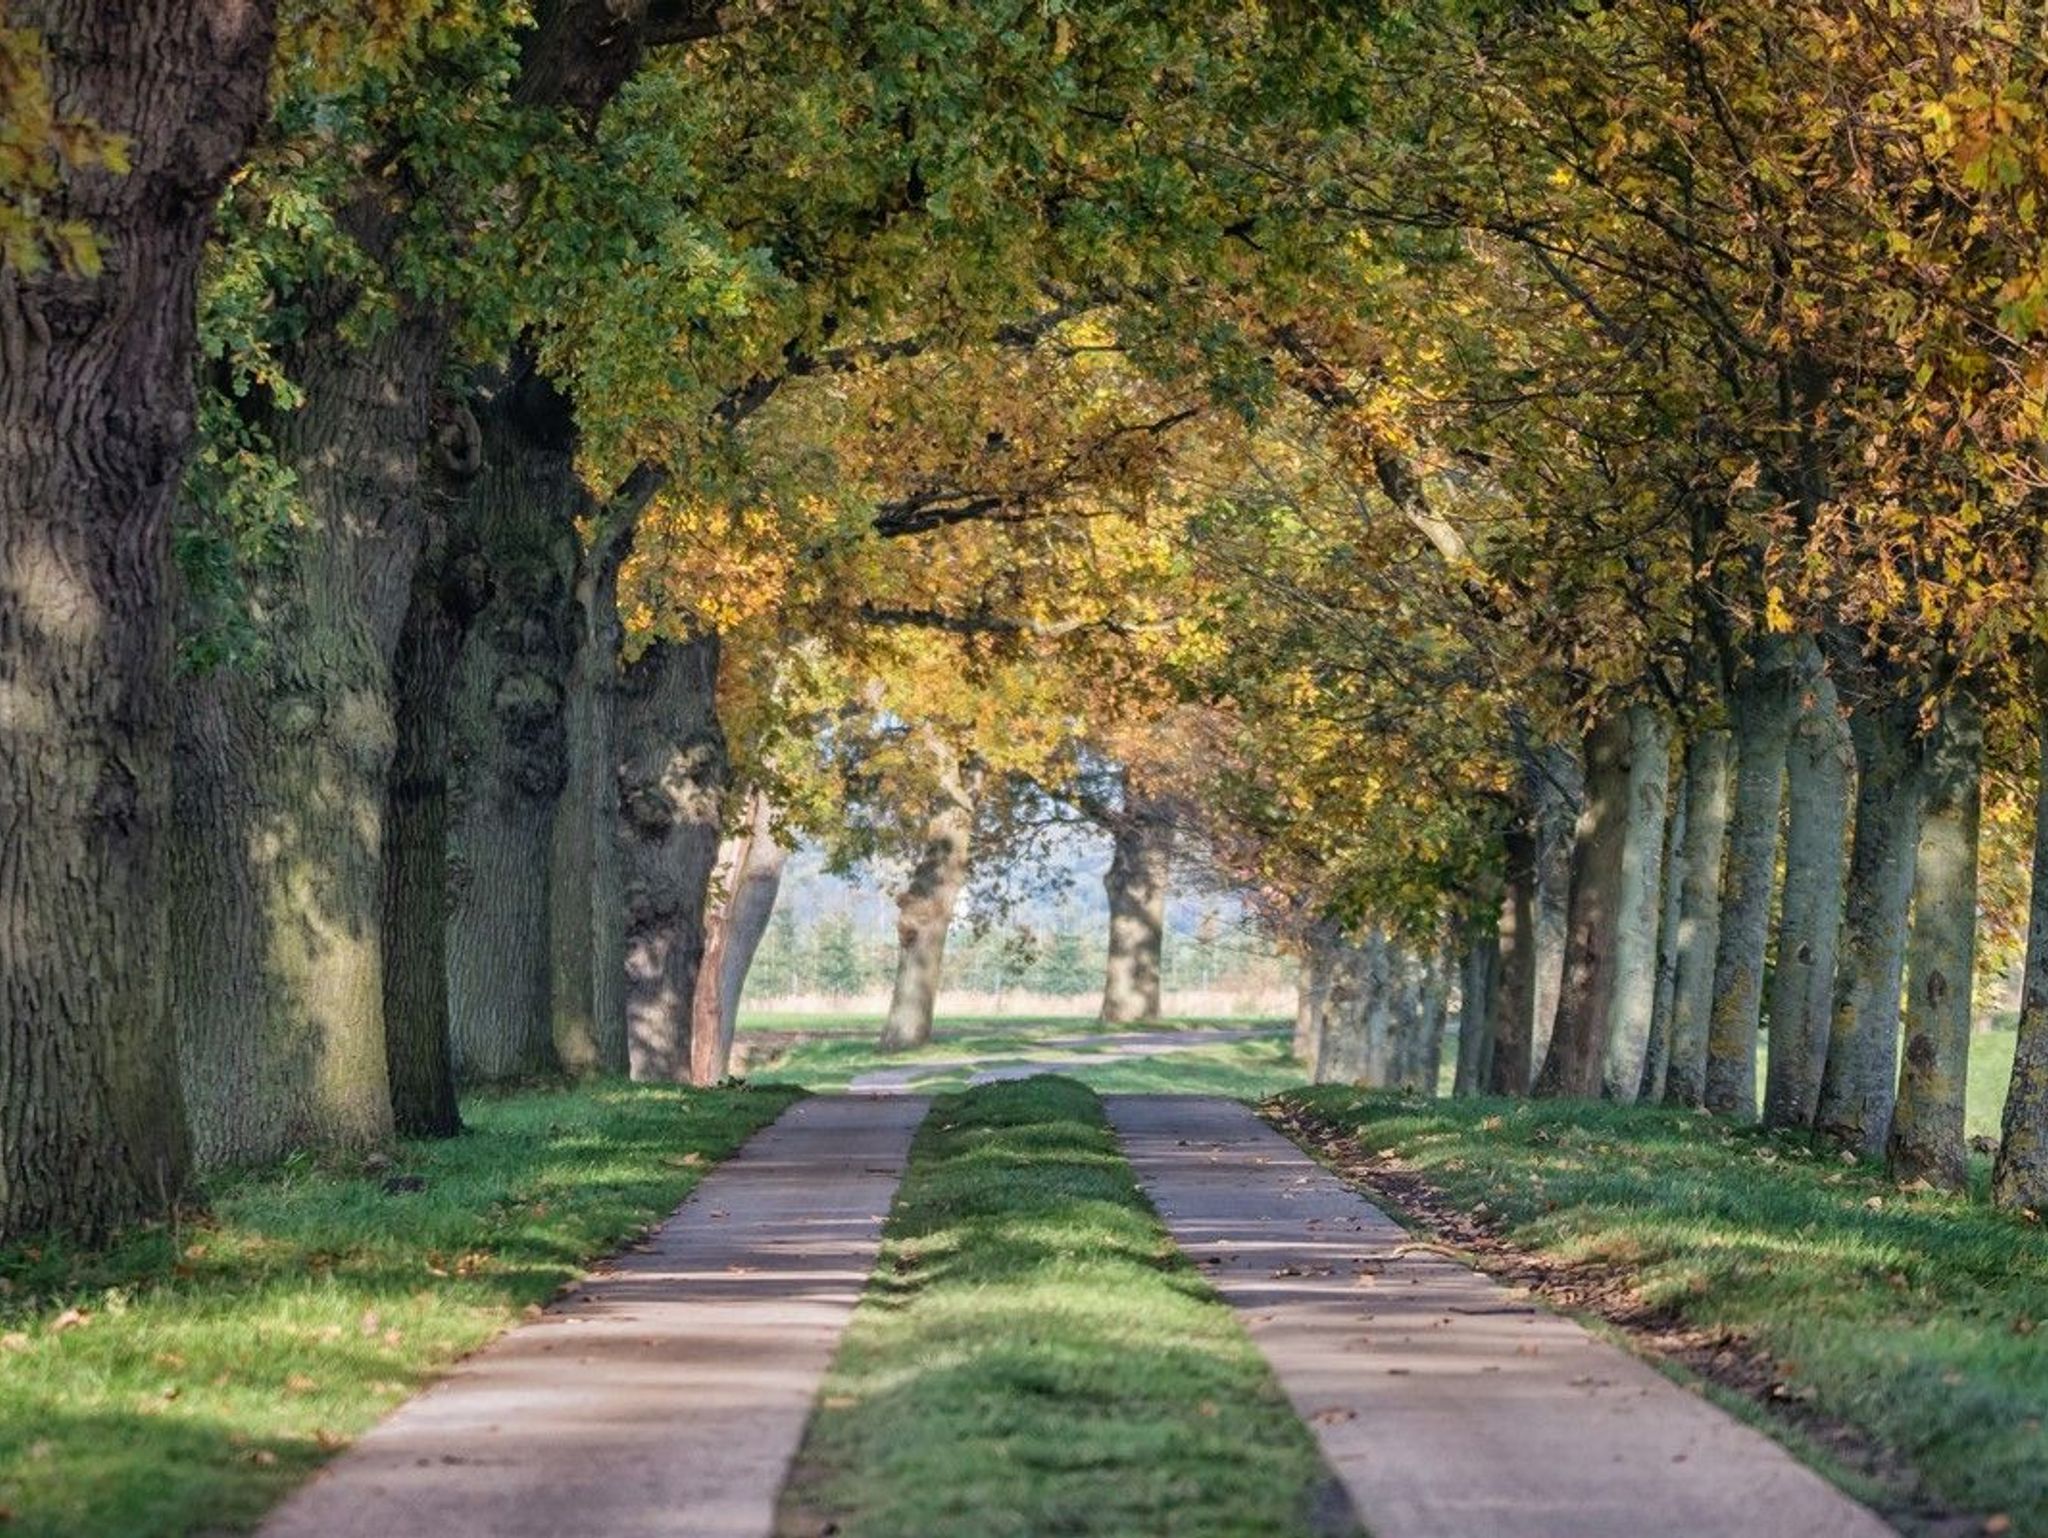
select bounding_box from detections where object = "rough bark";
[550,512,633,1076]
[1639,753,1691,1102]
[1296,922,1341,1070]
[617,634,727,1082]
[1100,796,1175,1024]
[1994,658,2048,1211]
[1816,685,1927,1158]
[168,314,443,1168]
[1602,706,1672,1100]
[1535,712,1634,1098]
[1487,822,1539,1095]
[878,753,977,1052]
[1317,930,1387,1086]
[1887,692,1983,1190]
[379,469,483,1139]
[715,800,789,1049]
[445,373,582,1084]
[1663,729,1734,1107]
[1704,638,1804,1118]
[1761,663,1853,1131]
[0,0,275,1240]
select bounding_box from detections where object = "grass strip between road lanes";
[776,1076,1353,1538]
[0,1080,802,1538]
[1270,1086,2048,1537]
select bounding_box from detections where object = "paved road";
[1106,1095,1897,1538]
[259,1096,926,1538]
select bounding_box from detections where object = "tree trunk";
[1816,685,1927,1158]
[0,0,274,1241]
[1317,930,1387,1085]
[444,374,582,1085]
[1704,638,1804,1118]
[1640,752,1691,1102]
[1487,822,1539,1095]
[1995,658,2048,1211]
[1887,692,1983,1190]
[1101,799,1175,1024]
[1535,712,1634,1098]
[379,489,480,1140]
[878,754,977,1052]
[550,514,633,1076]
[1453,897,1501,1096]
[617,634,728,1082]
[1415,945,1451,1094]
[687,788,784,1085]
[1531,743,1580,1068]
[168,316,441,1168]
[717,798,790,1050]
[1296,922,1340,1070]
[1663,729,1734,1106]
[1602,705,1672,1100]
[1761,662,1853,1131]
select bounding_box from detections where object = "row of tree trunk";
[1297,924,1451,1093]
[1404,630,2046,1208]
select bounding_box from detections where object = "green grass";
[0,1080,801,1538]
[1967,1025,2019,1141]
[777,1077,1351,1538]
[749,1016,1305,1098]
[1272,1086,2048,1534]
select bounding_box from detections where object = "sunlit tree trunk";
[1536,712,1633,1098]
[878,752,977,1052]
[1817,685,1927,1158]
[1487,823,1539,1095]
[716,796,790,1052]
[1663,729,1733,1106]
[618,634,727,1082]
[1101,797,1175,1024]
[1887,693,1983,1190]
[1531,743,1580,1068]
[1296,922,1340,1070]
[445,373,581,1085]
[168,313,443,1168]
[1995,657,2048,1211]
[1415,945,1451,1094]
[1639,754,1691,1102]
[1603,706,1672,1100]
[1702,638,1803,1118]
[1761,662,1852,1131]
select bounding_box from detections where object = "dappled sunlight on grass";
[0,1081,800,1538]
[1276,1087,2048,1531]
[778,1077,1349,1538]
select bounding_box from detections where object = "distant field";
[739,1014,2024,1140]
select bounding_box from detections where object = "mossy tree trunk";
[0,0,275,1239]
[1702,637,1804,1118]
[1761,662,1853,1131]
[1995,656,2048,1211]
[618,634,728,1082]
[1887,692,1984,1190]
[1663,728,1733,1107]
[168,313,443,1168]
[1602,705,1672,1100]
[1535,712,1634,1098]
[1816,682,1927,1159]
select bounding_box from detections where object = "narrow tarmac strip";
[1106,1096,1896,1538]
[260,1095,927,1538]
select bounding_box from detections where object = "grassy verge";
[777,1077,1351,1538]
[0,1080,801,1538]
[1270,1087,2048,1534]
[752,1018,1301,1098]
